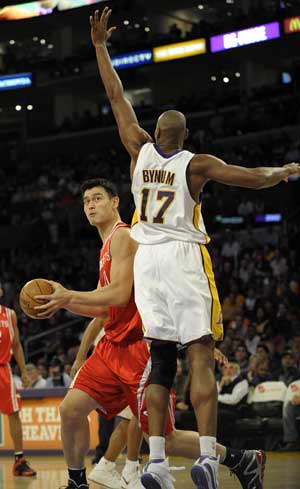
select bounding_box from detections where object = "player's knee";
[59,399,82,425]
[148,342,177,390]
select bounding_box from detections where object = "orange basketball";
[19,279,53,319]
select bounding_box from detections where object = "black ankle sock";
[222,448,244,469]
[15,452,24,462]
[68,468,87,486]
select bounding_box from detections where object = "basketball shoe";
[231,450,266,489]
[13,457,36,476]
[88,457,122,489]
[191,455,219,489]
[141,458,176,489]
[60,481,89,489]
[121,464,143,489]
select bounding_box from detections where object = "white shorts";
[134,241,223,345]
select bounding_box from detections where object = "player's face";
[83,186,117,226]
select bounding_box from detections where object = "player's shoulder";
[189,153,218,173]
[111,225,136,253]
[111,225,131,243]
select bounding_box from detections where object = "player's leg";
[145,341,177,456]
[89,416,129,489]
[60,388,98,488]
[139,342,177,489]
[121,415,143,489]
[163,430,266,489]
[8,411,36,476]
[0,364,36,477]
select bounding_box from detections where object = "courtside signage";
[153,39,206,62]
[111,50,153,70]
[210,22,280,52]
[284,16,300,34]
[0,73,32,91]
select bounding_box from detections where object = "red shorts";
[0,364,21,415]
[72,337,175,435]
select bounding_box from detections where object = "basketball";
[19,279,53,319]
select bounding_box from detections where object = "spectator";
[246,354,258,384]
[221,233,240,260]
[281,380,300,451]
[25,363,47,389]
[217,362,249,443]
[37,362,48,379]
[234,345,249,376]
[250,359,273,387]
[245,326,261,355]
[45,358,71,387]
[218,362,249,406]
[222,291,245,322]
[274,351,300,386]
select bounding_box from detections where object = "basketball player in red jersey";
[0,285,36,477]
[36,179,266,489]
[35,178,155,489]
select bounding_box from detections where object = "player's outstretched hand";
[214,348,228,366]
[90,7,117,47]
[283,162,300,182]
[34,281,71,318]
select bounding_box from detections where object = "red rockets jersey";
[98,221,143,343]
[0,305,15,363]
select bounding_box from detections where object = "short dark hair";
[80,178,118,199]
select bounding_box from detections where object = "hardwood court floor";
[0,452,299,489]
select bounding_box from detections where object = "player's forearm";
[76,317,104,360]
[254,167,290,189]
[65,303,108,318]
[95,44,124,102]
[13,344,26,375]
[69,284,131,308]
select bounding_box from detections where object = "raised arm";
[90,7,152,171]
[190,154,300,190]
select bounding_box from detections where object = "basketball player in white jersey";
[90,8,300,489]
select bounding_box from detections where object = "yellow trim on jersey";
[199,244,224,341]
[131,210,139,228]
[193,204,211,244]
[193,203,200,229]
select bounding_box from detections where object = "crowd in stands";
[2,0,299,77]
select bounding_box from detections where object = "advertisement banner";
[0,73,32,91]
[0,0,103,21]
[111,50,153,70]
[0,396,98,451]
[284,16,300,34]
[153,39,206,63]
[210,22,280,53]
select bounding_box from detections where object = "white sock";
[99,457,115,468]
[199,436,217,458]
[123,459,139,475]
[149,436,165,460]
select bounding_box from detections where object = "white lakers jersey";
[131,143,209,245]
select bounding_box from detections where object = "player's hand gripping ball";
[19,279,53,319]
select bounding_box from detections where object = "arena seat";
[233,382,287,450]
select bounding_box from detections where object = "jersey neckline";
[153,143,183,159]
